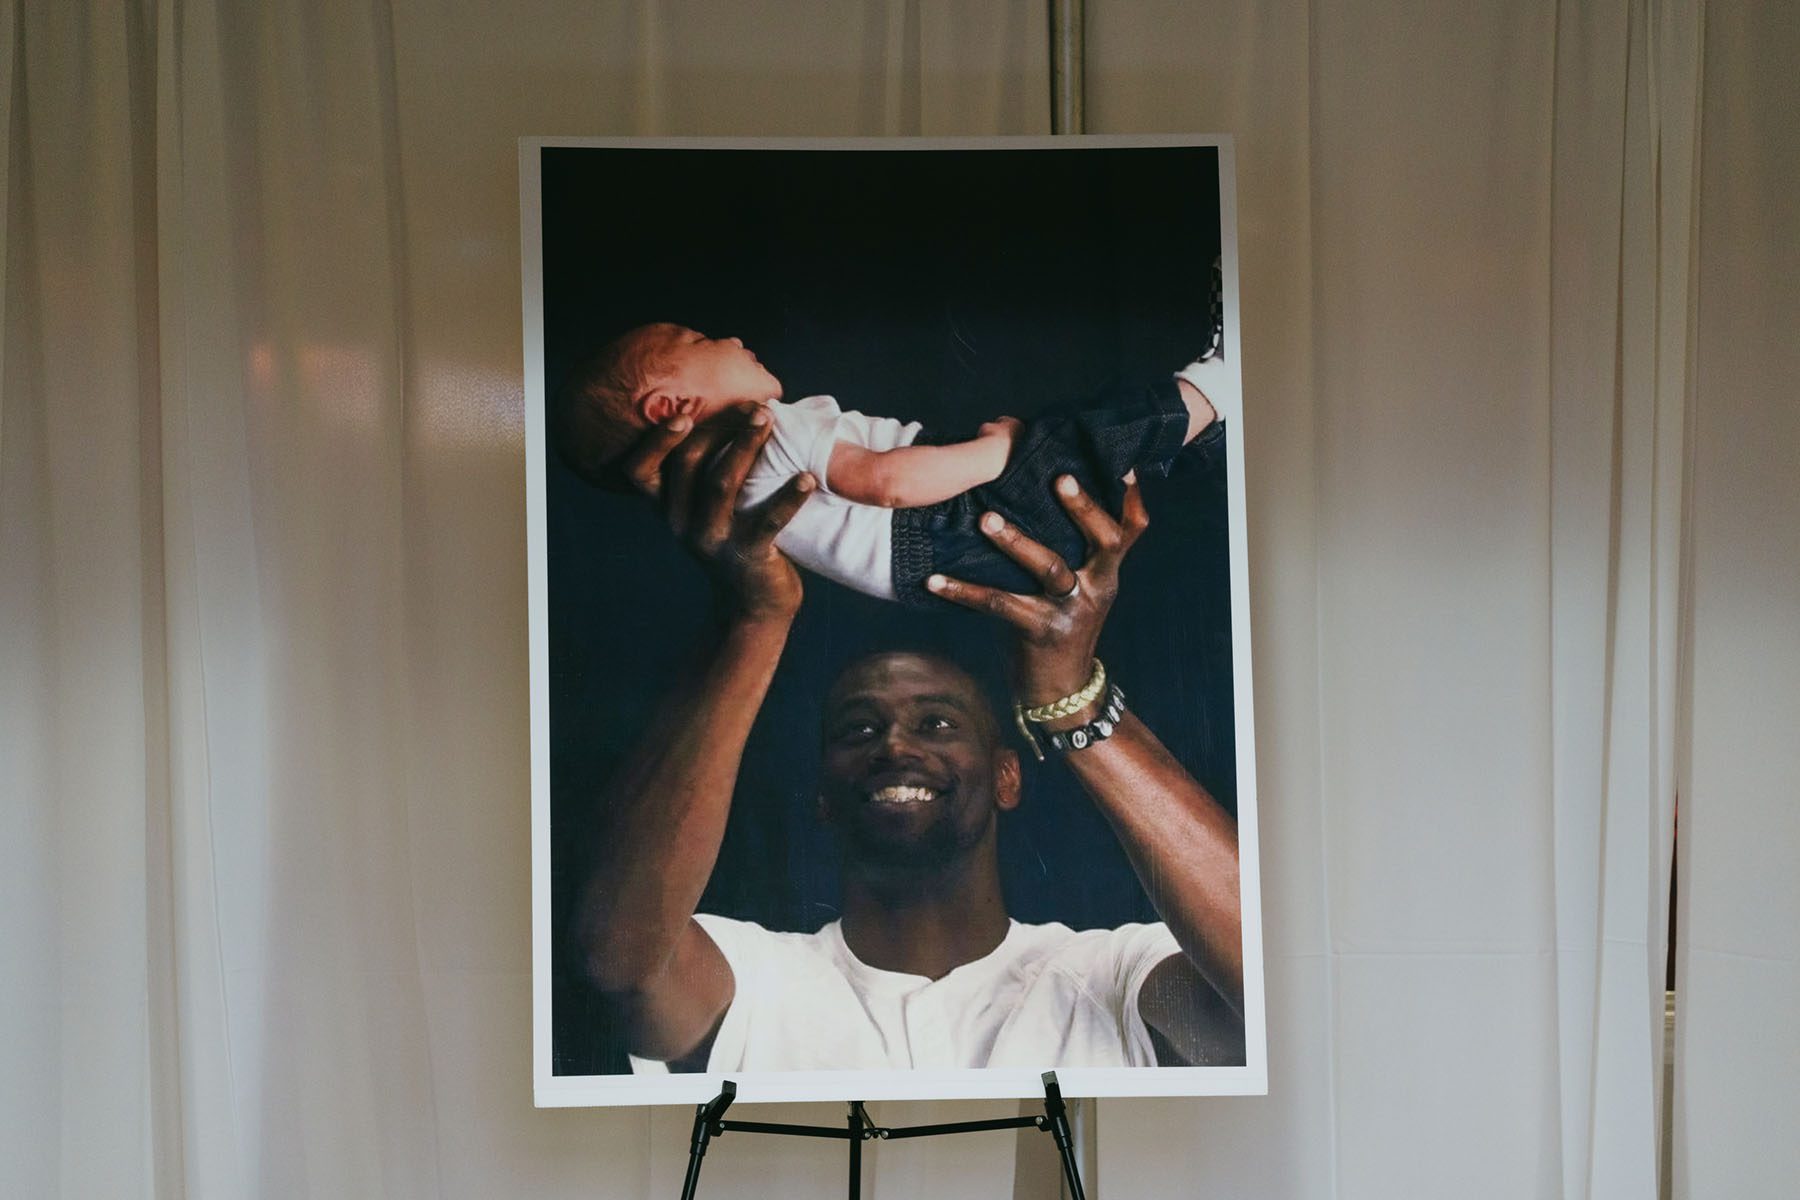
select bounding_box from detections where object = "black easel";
[677,1071,1086,1200]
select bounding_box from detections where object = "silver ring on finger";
[1051,576,1081,601]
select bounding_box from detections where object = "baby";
[551,323,1238,606]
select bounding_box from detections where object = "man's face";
[642,324,783,412]
[818,653,1020,873]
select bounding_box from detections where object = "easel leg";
[846,1101,866,1200]
[677,1108,709,1200]
[1039,1072,1087,1200]
[678,1082,737,1200]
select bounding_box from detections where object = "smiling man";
[571,414,1245,1073]
[673,649,1227,1073]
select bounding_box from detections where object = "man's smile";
[867,784,940,806]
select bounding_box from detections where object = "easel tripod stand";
[678,1071,1087,1200]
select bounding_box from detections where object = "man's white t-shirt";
[631,914,1181,1073]
[736,395,920,601]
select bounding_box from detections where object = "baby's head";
[551,322,783,488]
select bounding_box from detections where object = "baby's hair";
[549,324,673,490]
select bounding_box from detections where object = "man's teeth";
[869,785,937,805]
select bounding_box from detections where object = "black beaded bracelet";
[1039,683,1127,756]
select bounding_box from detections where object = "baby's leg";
[1174,375,1220,442]
[1173,357,1239,442]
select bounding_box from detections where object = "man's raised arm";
[571,409,814,1066]
[925,474,1244,1065]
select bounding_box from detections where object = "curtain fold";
[1548,0,1700,1194]
[3,1,1791,1197]
[1675,2,1800,1196]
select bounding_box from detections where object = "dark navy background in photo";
[542,144,1234,1075]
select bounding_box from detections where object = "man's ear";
[994,749,1022,813]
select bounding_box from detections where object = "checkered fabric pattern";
[1205,253,1225,359]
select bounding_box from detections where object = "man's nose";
[871,726,923,764]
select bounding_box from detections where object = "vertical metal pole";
[1040,1073,1088,1200]
[677,1082,734,1200]
[679,1105,712,1200]
[846,1102,864,1200]
[1049,0,1084,134]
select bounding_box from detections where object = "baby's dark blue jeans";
[891,376,1223,608]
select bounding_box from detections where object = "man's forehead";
[826,652,984,707]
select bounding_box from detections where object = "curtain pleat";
[2,1,1791,1197]
[1675,2,1800,1197]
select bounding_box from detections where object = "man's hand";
[928,470,1244,1050]
[617,406,814,624]
[579,408,816,1065]
[926,472,1148,709]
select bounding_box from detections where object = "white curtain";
[2,1,1792,1197]
[1675,2,1800,1194]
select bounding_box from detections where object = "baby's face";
[645,325,783,414]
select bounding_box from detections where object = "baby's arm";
[826,418,1021,509]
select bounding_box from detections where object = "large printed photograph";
[524,137,1265,1106]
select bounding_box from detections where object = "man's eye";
[834,722,876,742]
[920,714,956,732]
